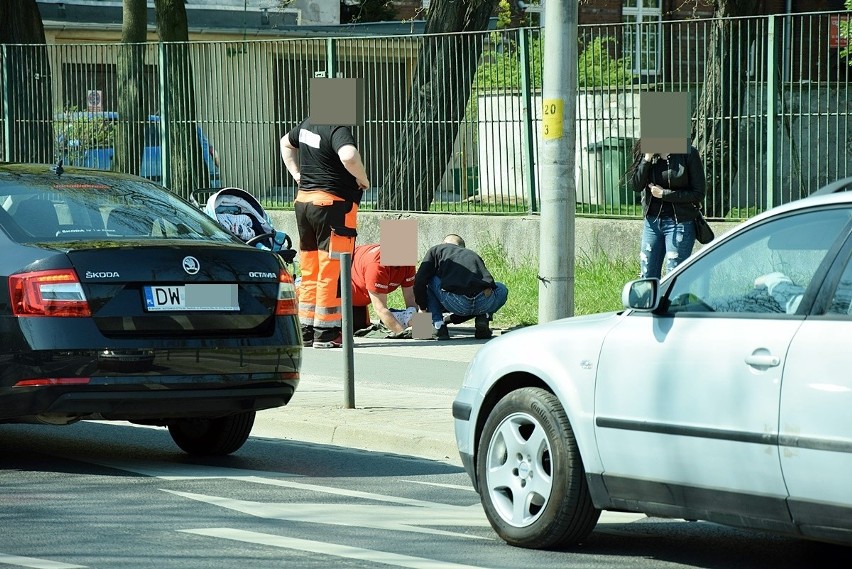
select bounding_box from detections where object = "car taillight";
[9,269,92,317]
[14,377,91,387]
[275,270,297,316]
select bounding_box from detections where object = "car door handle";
[744,354,781,367]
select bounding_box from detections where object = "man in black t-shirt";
[280,118,370,348]
[414,234,508,341]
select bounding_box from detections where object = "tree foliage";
[473,35,632,91]
[840,0,852,65]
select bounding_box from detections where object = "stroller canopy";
[204,187,275,243]
[202,187,294,262]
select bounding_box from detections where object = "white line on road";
[164,489,491,539]
[181,528,492,569]
[93,459,646,528]
[0,554,86,569]
[403,480,478,492]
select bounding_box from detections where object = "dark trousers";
[352,305,371,331]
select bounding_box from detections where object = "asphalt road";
[3,421,851,569]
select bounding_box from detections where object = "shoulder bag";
[694,205,715,244]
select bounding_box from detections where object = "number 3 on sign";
[542,99,563,140]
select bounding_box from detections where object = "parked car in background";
[55,112,221,188]
[0,162,299,455]
[454,177,852,549]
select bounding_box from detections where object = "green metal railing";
[1,11,850,218]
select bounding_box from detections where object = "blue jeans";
[425,276,509,327]
[639,216,696,279]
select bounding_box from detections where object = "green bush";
[473,33,633,92]
[54,107,115,163]
[578,37,634,87]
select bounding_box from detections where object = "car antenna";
[52,159,64,177]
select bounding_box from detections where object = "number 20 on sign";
[542,99,563,140]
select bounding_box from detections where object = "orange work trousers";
[294,190,358,330]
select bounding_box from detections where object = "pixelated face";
[380,219,419,267]
[640,92,690,155]
[310,77,364,126]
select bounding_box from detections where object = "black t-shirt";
[286,118,361,203]
[413,243,496,309]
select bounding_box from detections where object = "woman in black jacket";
[629,139,706,279]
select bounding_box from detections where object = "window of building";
[622,0,663,76]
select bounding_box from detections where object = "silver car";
[453,177,852,548]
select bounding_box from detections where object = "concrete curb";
[253,376,462,466]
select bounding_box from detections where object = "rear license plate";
[143,284,239,311]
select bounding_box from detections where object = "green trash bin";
[451,166,479,198]
[587,137,637,208]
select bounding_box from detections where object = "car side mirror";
[622,278,660,311]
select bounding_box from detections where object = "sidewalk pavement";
[252,325,499,467]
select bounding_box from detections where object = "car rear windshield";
[0,171,237,244]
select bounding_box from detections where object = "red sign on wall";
[829,15,849,49]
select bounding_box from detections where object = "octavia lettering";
[249,272,276,279]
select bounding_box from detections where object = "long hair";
[622,138,645,187]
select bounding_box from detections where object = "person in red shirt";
[351,243,417,335]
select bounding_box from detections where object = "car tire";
[167,411,256,456]
[476,387,600,549]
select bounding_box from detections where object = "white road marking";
[0,554,86,569]
[100,459,464,508]
[599,511,648,524]
[227,476,481,509]
[181,528,491,569]
[403,480,478,492]
[93,459,647,528]
[164,490,490,539]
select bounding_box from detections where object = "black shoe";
[434,325,450,341]
[474,315,492,339]
[313,332,342,349]
[301,325,314,347]
[443,313,473,325]
[314,328,342,349]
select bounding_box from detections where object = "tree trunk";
[378,0,498,211]
[0,0,53,163]
[692,0,759,218]
[114,0,148,177]
[155,0,205,198]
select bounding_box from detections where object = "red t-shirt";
[351,244,416,307]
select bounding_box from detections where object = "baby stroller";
[192,187,297,264]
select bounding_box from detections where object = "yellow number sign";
[542,99,563,140]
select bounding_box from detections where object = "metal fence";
[1,11,850,219]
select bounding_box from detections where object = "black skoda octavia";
[0,163,301,455]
